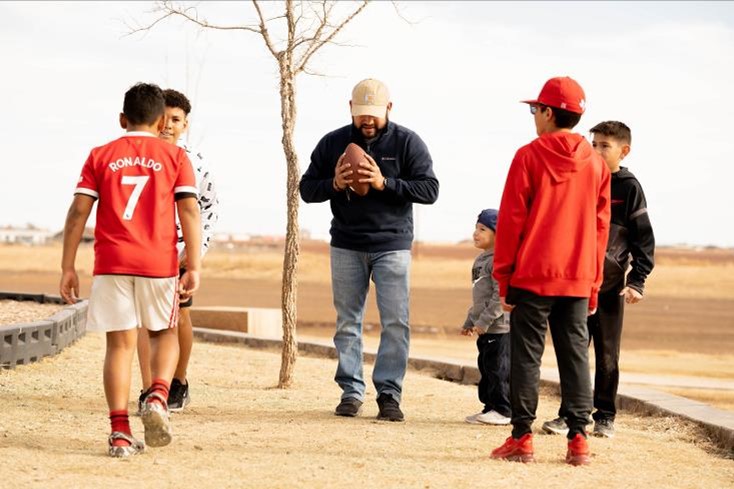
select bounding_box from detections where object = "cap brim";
[351,104,388,118]
[521,99,539,105]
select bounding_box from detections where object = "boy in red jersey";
[60,82,201,457]
[489,77,610,466]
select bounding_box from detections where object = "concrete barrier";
[189,306,281,339]
[0,292,87,368]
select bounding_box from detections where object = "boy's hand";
[620,286,643,304]
[460,327,475,336]
[60,269,79,304]
[500,297,514,312]
[179,270,200,298]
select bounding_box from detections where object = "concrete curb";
[0,292,87,368]
[192,326,734,455]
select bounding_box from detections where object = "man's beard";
[354,115,389,139]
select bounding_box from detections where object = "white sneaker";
[465,410,511,425]
[465,412,486,424]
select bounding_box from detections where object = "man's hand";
[460,327,476,336]
[500,297,514,312]
[60,269,79,304]
[588,307,597,316]
[333,153,353,191]
[620,286,643,304]
[357,153,386,191]
[179,270,200,299]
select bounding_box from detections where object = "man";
[300,79,439,421]
[137,88,219,413]
[490,77,610,465]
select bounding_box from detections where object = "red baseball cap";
[522,76,586,114]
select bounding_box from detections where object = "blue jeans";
[330,247,411,403]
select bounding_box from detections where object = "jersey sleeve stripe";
[174,186,199,195]
[75,187,99,199]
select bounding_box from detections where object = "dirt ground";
[2,243,733,409]
[0,333,732,489]
[2,268,732,356]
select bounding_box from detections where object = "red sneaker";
[490,434,535,463]
[566,434,591,466]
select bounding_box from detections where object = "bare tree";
[129,0,369,387]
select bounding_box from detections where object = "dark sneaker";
[542,416,569,435]
[566,433,591,466]
[168,378,190,413]
[376,393,404,422]
[135,388,150,417]
[592,419,615,438]
[490,433,535,463]
[335,397,363,417]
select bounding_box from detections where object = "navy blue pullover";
[300,121,439,252]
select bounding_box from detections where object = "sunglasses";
[530,105,543,115]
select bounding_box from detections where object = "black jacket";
[299,122,439,252]
[601,167,655,294]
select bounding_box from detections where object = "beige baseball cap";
[351,79,390,118]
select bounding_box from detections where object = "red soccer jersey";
[75,132,197,277]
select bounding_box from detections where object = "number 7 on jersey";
[121,175,150,220]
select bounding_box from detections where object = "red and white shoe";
[490,433,535,463]
[566,433,591,466]
[141,391,172,448]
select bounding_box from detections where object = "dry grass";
[3,243,733,299]
[657,387,734,413]
[0,333,731,489]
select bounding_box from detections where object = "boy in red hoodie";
[490,77,611,466]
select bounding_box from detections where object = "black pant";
[508,287,592,440]
[588,289,624,421]
[557,288,624,422]
[476,332,511,418]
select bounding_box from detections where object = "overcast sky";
[2,1,733,246]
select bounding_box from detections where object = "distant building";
[0,225,54,245]
[50,227,95,244]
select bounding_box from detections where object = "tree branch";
[252,0,280,59]
[295,0,368,74]
[129,1,264,37]
[391,0,418,26]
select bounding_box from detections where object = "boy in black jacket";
[542,121,655,438]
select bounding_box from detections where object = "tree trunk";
[277,56,299,388]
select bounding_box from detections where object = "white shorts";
[86,275,179,333]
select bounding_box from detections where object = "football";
[342,143,370,196]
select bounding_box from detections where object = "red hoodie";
[493,131,610,310]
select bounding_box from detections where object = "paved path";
[300,335,734,391]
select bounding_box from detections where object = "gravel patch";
[0,300,64,326]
